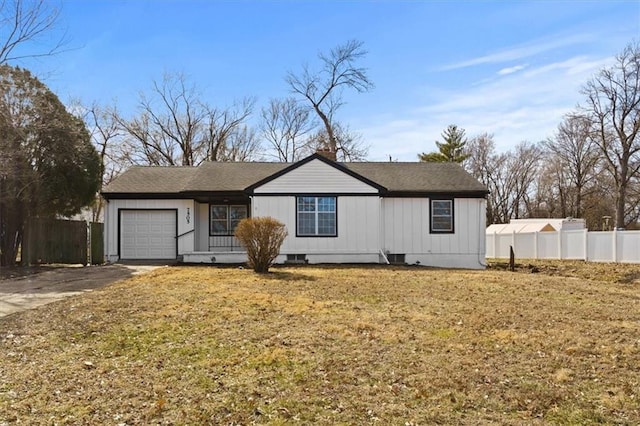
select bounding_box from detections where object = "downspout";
[379,196,390,264]
[380,249,390,265]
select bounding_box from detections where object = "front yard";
[1,262,639,424]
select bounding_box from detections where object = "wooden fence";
[486,229,640,263]
[22,218,104,265]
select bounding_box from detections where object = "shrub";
[234,217,288,273]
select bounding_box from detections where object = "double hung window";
[431,199,453,233]
[297,196,336,236]
[210,205,247,235]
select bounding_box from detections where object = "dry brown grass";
[1,262,639,424]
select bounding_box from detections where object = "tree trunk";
[313,105,337,153]
[616,184,627,229]
[0,202,22,266]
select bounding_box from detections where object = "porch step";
[181,252,247,264]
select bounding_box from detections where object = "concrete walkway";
[0,264,160,318]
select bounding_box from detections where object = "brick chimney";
[316,147,337,161]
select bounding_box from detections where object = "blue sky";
[22,0,640,161]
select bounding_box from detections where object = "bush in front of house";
[234,217,288,273]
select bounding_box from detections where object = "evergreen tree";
[419,124,470,162]
[0,65,100,266]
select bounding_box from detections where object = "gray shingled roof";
[345,162,487,192]
[101,166,197,194]
[185,162,287,192]
[102,157,487,196]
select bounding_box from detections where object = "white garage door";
[120,210,176,259]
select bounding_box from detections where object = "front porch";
[183,234,248,263]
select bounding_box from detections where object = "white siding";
[104,199,195,262]
[195,202,209,251]
[253,159,378,194]
[252,196,380,255]
[381,198,486,269]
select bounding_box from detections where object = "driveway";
[0,264,160,318]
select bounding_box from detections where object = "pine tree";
[419,124,470,163]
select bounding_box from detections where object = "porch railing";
[209,235,244,252]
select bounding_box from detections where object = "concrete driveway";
[0,264,160,318]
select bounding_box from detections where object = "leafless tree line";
[3,0,637,229]
[464,42,640,230]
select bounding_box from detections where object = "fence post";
[583,228,588,261]
[534,231,539,260]
[493,231,497,258]
[509,246,515,271]
[557,230,562,260]
[612,229,618,263]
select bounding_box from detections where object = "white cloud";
[439,33,594,71]
[360,54,612,161]
[497,64,528,75]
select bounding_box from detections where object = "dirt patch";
[488,258,640,283]
[0,264,69,281]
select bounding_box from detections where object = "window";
[210,205,247,235]
[297,196,336,236]
[431,199,454,233]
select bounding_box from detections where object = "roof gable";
[247,153,385,194]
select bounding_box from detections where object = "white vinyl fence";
[486,229,640,263]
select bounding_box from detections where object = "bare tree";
[0,0,67,64]
[542,114,602,218]
[286,39,373,159]
[220,125,262,162]
[79,102,126,221]
[465,133,498,223]
[117,73,207,166]
[510,142,542,218]
[116,73,258,166]
[581,42,640,228]
[306,123,368,161]
[204,97,255,162]
[260,97,315,162]
[465,136,540,224]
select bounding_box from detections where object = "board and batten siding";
[104,199,195,262]
[252,196,380,257]
[252,159,378,194]
[195,201,209,251]
[381,198,486,269]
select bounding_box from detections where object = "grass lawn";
[1,261,639,424]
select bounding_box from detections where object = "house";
[101,153,489,269]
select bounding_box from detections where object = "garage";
[120,210,177,260]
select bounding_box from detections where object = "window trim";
[430,198,454,234]
[295,196,338,237]
[209,204,248,236]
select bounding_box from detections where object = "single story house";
[101,152,489,269]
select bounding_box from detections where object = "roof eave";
[382,190,488,198]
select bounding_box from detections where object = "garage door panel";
[121,210,176,259]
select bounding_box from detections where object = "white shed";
[487,218,586,234]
